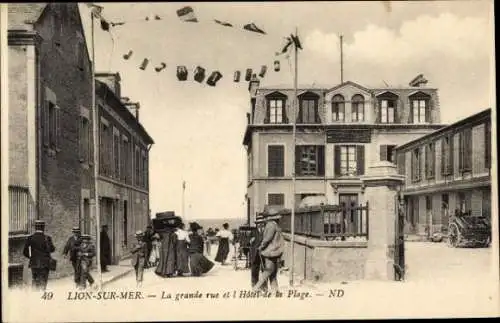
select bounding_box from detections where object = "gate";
[394,194,405,281]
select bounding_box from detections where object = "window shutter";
[317,145,325,176]
[458,132,463,171]
[264,101,270,124]
[420,147,425,181]
[55,106,61,149]
[425,145,429,178]
[380,145,388,161]
[441,138,446,175]
[397,152,405,175]
[394,99,400,123]
[334,146,341,176]
[297,100,302,123]
[449,135,454,175]
[356,145,365,175]
[466,128,472,170]
[295,146,301,176]
[282,100,289,123]
[485,121,491,169]
[43,100,49,146]
[375,101,381,123]
[315,101,321,123]
[425,100,431,123]
[408,101,414,124]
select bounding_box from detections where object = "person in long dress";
[175,222,190,276]
[155,226,178,277]
[188,222,214,276]
[100,225,111,272]
[214,223,233,265]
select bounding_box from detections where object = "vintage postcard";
[1,1,498,322]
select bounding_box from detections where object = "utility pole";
[340,34,344,83]
[182,180,186,220]
[90,5,103,289]
[289,27,299,287]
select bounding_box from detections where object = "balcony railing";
[276,203,369,240]
[9,185,35,235]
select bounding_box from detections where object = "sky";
[79,1,494,220]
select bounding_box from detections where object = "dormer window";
[298,92,320,124]
[377,92,398,124]
[265,92,288,124]
[409,92,431,124]
[351,94,365,122]
[332,94,345,121]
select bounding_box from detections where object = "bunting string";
[87,3,302,88]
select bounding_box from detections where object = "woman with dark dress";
[214,223,233,265]
[188,222,214,276]
[155,227,178,278]
[175,222,190,276]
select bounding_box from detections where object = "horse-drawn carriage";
[448,211,491,248]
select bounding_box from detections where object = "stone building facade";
[394,109,492,236]
[7,3,94,279]
[243,77,447,225]
[95,73,154,264]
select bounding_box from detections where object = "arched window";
[351,94,365,122]
[409,92,431,124]
[265,92,288,124]
[332,94,345,121]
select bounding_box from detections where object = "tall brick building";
[395,109,491,237]
[7,3,95,281]
[95,72,154,264]
[243,75,447,225]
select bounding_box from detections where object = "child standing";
[131,230,148,288]
[76,234,96,290]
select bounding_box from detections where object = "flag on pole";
[276,36,293,56]
[214,19,233,27]
[243,23,266,34]
[291,34,303,50]
[177,6,198,22]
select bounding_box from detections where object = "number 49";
[41,291,54,300]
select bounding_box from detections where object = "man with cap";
[76,234,96,289]
[23,220,56,290]
[143,224,155,268]
[252,208,284,292]
[131,230,148,288]
[100,225,111,272]
[249,214,268,291]
[63,226,82,287]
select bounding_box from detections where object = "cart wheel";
[448,224,460,248]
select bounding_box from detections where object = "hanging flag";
[243,23,266,35]
[194,66,206,83]
[291,34,303,50]
[214,19,233,27]
[177,6,198,22]
[123,50,133,60]
[177,66,188,81]
[111,21,125,27]
[155,15,161,20]
[207,71,223,87]
[90,5,110,32]
[155,63,167,72]
[233,71,241,82]
[245,69,252,82]
[276,36,293,56]
[259,65,267,78]
[274,60,280,72]
[140,59,149,70]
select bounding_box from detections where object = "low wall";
[282,233,368,283]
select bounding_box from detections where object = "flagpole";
[182,181,186,221]
[289,26,298,288]
[91,7,103,289]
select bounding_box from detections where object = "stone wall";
[282,233,368,283]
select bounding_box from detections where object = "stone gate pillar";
[362,161,405,280]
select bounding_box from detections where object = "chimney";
[95,72,121,98]
[248,74,260,98]
[409,74,428,87]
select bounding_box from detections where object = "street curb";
[101,268,134,287]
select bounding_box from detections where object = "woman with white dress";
[175,222,190,276]
[214,223,233,265]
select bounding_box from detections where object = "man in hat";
[23,220,56,290]
[252,209,284,292]
[63,227,82,287]
[249,214,268,291]
[143,224,155,268]
[76,234,96,289]
[131,230,148,288]
[100,225,111,272]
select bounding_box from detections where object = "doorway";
[100,197,115,264]
[83,198,90,234]
[339,194,359,235]
[123,200,128,249]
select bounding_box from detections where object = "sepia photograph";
[1,1,498,321]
